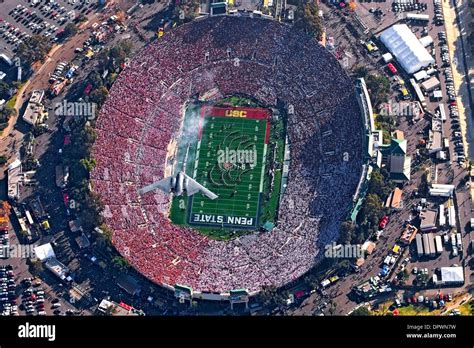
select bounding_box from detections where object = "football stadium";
[91,15,364,297]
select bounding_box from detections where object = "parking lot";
[0,0,97,57]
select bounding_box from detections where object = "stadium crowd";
[91,16,363,293]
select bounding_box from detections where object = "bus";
[438,103,447,121]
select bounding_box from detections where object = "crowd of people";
[91,16,364,293]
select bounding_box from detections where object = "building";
[386,187,403,210]
[116,274,141,296]
[75,233,91,249]
[55,165,69,188]
[421,76,441,92]
[7,159,24,200]
[400,224,418,245]
[0,53,13,66]
[34,243,55,261]
[420,210,437,232]
[22,90,46,126]
[97,298,145,316]
[361,241,376,255]
[68,218,83,233]
[406,13,430,21]
[429,184,455,197]
[45,258,70,281]
[437,267,464,285]
[427,116,443,154]
[415,233,424,257]
[379,24,435,74]
[386,138,411,183]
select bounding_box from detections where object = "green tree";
[17,35,52,66]
[112,256,129,272]
[294,0,324,41]
[368,170,392,200]
[63,23,78,38]
[0,105,16,122]
[257,286,286,308]
[366,74,391,107]
[0,81,9,95]
[28,259,44,276]
[89,86,109,107]
[339,221,355,244]
[353,65,369,78]
[361,193,384,227]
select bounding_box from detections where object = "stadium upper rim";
[91,15,364,295]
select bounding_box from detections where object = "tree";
[339,221,355,244]
[112,256,129,272]
[89,86,109,107]
[63,23,78,38]
[0,156,7,165]
[366,74,391,107]
[353,65,368,78]
[294,0,324,41]
[398,269,409,285]
[76,14,87,23]
[419,171,429,196]
[0,81,9,95]
[350,306,370,316]
[28,259,44,276]
[328,301,337,315]
[361,193,384,227]
[368,170,392,200]
[338,259,353,275]
[174,0,199,24]
[257,286,286,308]
[0,105,16,123]
[17,35,52,66]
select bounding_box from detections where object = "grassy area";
[458,302,473,316]
[169,196,188,225]
[216,96,258,107]
[373,301,441,316]
[397,305,441,316]
[260,111,286,223]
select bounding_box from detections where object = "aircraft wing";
[185,176,218,200]
[138,177,173,195]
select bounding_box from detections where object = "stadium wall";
[350,78,376,222]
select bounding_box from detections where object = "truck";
[428,233,436,257]
[435,235,443,254]
[415,233,424,257]
[423,234,431,256]
[438,103,446,121]
[456,233,462,250]
[55,165,69,188]
[439,204,446,226]
[451,233,456,248]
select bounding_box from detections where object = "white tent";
[34,243,56,261]
[440,266,464,284]
[380,24,435,74]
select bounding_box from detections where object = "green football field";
[187,108,269,230]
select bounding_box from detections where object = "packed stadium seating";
[91,16,363,293]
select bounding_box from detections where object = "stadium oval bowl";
[91,16,363,295]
